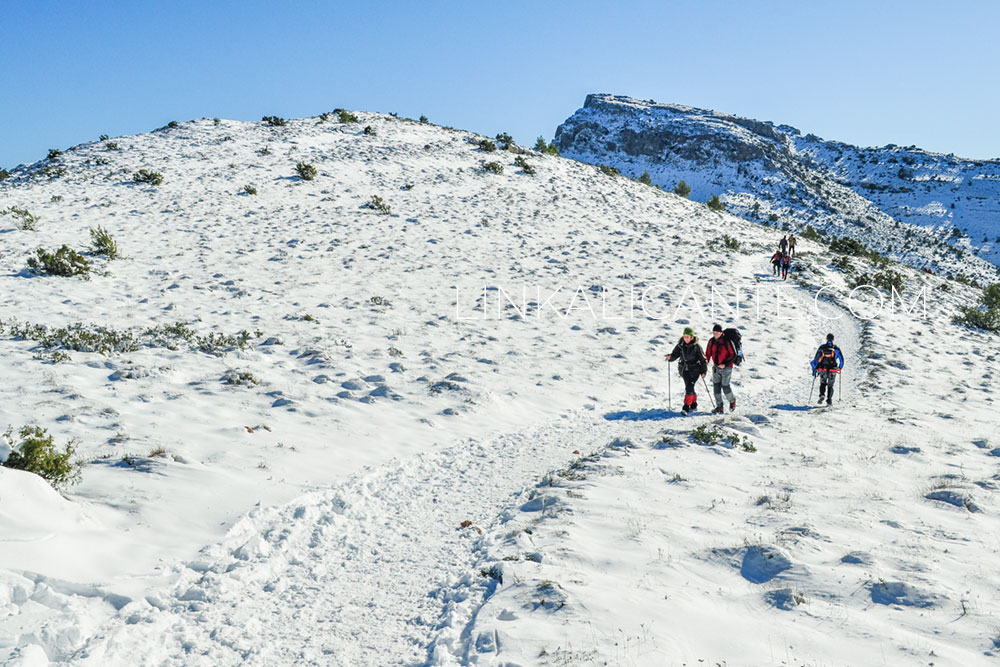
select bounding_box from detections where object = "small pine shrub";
[243,184,258,195]
[707,195,726,212]
[295,162,317,181]
[495,132,514,150]
[800,225,823,242]
[213,118,221,125]
[482,161,504,175]
[318,112,331,123]
[419,115,428,123]
[99,134,109,141]
[47,148,63,161]
[597,164,619,177]
[674,180,692,197]
[0,168,9,182]
[262,116,287,127]
[89,226,120,260]
[364,125,377,136]
[476,138,497,153]
[368,195,391,215]
[514,156,536,175]
[952,283,1000,332]
[831,255,854,273]
[2,425,82,489]
[133,169,164,186]
[2,206,38,231]
[534,137,559,155]
[719,234,740,251]
[638,171,652,185]
[691,424,724,445]
[27,245,91,277]
[259,146,272,156]
[848,270,905,293]
[167,120,180,129]
[105,141,119,151]
[336,109,358,123]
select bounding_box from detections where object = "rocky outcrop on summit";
[556,94,1000,282]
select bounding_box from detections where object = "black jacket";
[668,337,708,375]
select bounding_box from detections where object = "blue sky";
[2,0,999,167]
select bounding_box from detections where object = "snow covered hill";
[0,110,998,666]
[555,94,1000,282]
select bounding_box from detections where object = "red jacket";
[706,335,735,367]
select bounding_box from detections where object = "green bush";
[99,134,109,141]
[800,225,823,242]
[691,424,724,445]
[597,164,620,177]
[2,206,38,231]
[534,137,559,155]
[167,120,180,128]
[105,141,119,151]
[335,109,358,123]
[707,195,726,212]
[213,118,221,126]
[831,255,854,273]
[89,226,120,260]
[482,161,504,175]
[476,138,497,153]
[419,115,428,123]
[514,156,536,175]
[318,112,331,123]
[243,184,258,195]
[133,169,164,186]
[953,283,1000,333]
[495,133,514,150]
[0,168,9,182]
[47,148,63,161]
[368,195,391,215]
[674,180,691,197]
[27,245,90,277]
[638,171,652,185]
[262,116,287,127]
[295,162,317,181]
[829,236,868,256]
[848,270,905,293]
[363,125,377,136]
[2,426,82,489]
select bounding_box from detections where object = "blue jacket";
[811,343,844,373]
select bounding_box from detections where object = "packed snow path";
[58,277,863,666]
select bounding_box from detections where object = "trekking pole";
[809,373,816,402]
[667,360,672,411]
[702,376,716,410]
[839,369,842,403]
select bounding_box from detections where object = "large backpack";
[817,344,839,370]
[722,328,744,366]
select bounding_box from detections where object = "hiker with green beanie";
[667,327,708,414]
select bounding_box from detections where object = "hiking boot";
[691,402,698,411]
[729,399,736,411]
[817,397,825,405]
[681,404,690,414]
[826,398,832,406]
[713,406,724,414]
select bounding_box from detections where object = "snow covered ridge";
[555,93,1000,280]
[0,109,998,665]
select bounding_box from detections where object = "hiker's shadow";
[772,403,814,412]
[604,408,679,421]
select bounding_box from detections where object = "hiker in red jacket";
[705,323,737,413]
[770,251,782,276]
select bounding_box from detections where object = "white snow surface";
[0,112,998,665]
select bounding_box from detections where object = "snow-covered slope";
[0,111,997,665]
[556,94,1000,282]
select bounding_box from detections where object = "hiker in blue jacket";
[811,333,844,405]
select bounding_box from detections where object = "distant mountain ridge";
[555,94,1000,283]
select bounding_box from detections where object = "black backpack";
[722,328,744,366]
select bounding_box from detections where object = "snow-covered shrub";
[243,184,258,196]
[295,162,317,181]
[368,195,391,215]
[364,125,377,136]
[27,245,90,277]
[638,171,652,185]
[1,426,82,489]
[674,180,692,197]
[534,137,559,156]
[953,283,1000,332]
[47,148,62,161]
[335,109,358,124]
[495,133,514,150]
[89,226,119,260]
[133,169,163,186]
[482,161,504,175]
[514,156,536,175]
[707,194,726,212]
[596,164,619,177]
[2,206,38,231]
[105,141,119,150]
[0,168,9,181]
[848,270,905,293]
[262,116,286,127]
[476,138,496,153]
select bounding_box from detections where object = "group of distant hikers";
[666,325,844,414]
[665,232,844,414]
[770,234,795,280]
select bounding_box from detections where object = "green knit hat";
[682,327,694,337]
